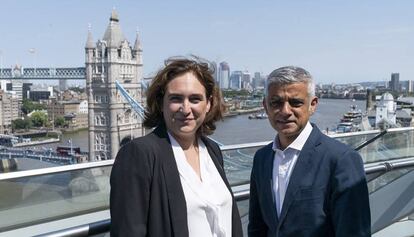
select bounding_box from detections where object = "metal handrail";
[0,160,113,181]
[329,126,414,138]
[0,142,268,181]
[33,158,414,237]
[2,126,414,181]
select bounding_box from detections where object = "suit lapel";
[154,126,189,237]
[262,145,279,229]
[278,127,322,226]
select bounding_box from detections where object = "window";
[125,114,129,124]
[101,116,106,125]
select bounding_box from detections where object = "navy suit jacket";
[248,124,371,237]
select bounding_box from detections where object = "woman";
[110,57,243,237]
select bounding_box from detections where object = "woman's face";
[162,72,211,141]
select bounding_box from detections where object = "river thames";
[56,98,366,151]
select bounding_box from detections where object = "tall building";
[253,72,265,89]
[399,80,414,93]
[11,79,23,99]
[22,83,32,100]
[85,10,144,161]
[390,73,400,92]
[230,71,242,89]
[218,62,230,89]
[0,79,9,92]
[59,79,67,91]
[253,72,260,89]
[0,90,20,134]
[241,71,251,89]
[210,61,218,83]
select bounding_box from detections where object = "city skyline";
[1,0,414,84]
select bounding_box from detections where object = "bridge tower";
[85,10,144,161]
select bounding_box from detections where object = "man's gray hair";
[266,66,315,97]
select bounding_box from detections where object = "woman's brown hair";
[143,56,225,136]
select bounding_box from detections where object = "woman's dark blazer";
[110,125,243,237]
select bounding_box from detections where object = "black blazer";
[248,124,371,237]
[110,125,243,237]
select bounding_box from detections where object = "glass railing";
[368,164,414,234]
[0,161,112,233]
[332,127,414,163]
[0,127,414,236]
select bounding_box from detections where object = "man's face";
[263,82,318,148]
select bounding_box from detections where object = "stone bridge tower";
[85,10,144,161]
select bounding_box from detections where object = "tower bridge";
[85,9,144,161]
[0,10,145,162]
[0,67,86,80]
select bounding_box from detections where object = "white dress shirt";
[272,122,313,217]
[169,133,232,237]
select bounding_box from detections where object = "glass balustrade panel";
[0,166,111,232]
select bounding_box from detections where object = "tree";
[21,99,46,115]
[68,87,85,94]
[54,116,66,127]
[12,118,32,130]
[30,111,48,127]
[222,89,251,98]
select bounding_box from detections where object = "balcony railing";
[1,127,414,236]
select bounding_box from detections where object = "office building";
[390,73,400,92]
[219,62,230,89]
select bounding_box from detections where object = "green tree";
[12,118,32,130]
[21,99,46,114]
[22,99,34,114]
[222,89,251,98]
[68,87,85,93]
[30,111,48,127]
[54,116,66,127]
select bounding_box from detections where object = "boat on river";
[248,112,268,119]
[336,105,363,133]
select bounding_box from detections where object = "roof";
[397,97,414,105]
[133,31,142,51]
[381,92,394,101]
[85,28,95,49]
[102,9,126,48]
[396,109,411,119]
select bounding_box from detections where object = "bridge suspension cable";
[115,80,146,119]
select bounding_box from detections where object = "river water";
[54,99,365,151]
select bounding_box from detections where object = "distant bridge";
[0,147,78,165]
[0,67,85,80]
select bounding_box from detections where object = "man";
[248,66,371,237]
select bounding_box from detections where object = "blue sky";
[1,0,413,84]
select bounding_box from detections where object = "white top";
[272,122,313,217]
[169,133,233,237]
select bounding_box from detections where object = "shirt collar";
[272,122,313,152]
